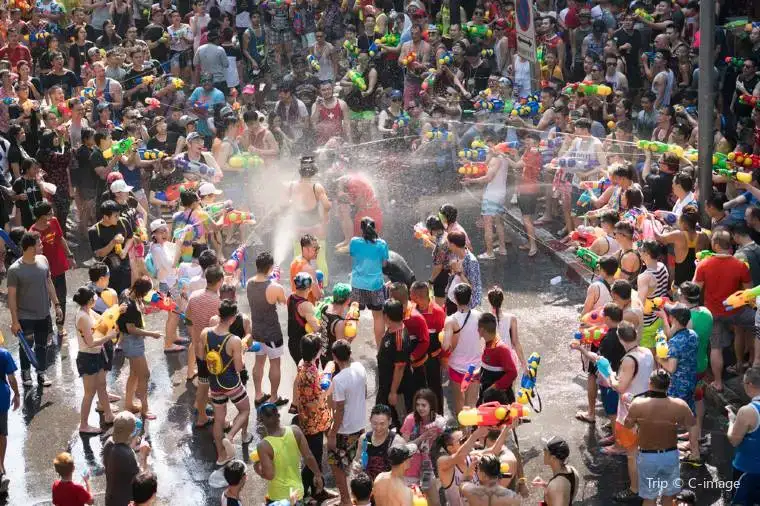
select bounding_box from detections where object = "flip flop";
[254,394,271,407]
[79,426,102,435]
[528,249,538,257]
[163,345,186,353]
[575,411,596,424]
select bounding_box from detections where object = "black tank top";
[229,313,245,339]
[365,430,397,480]
[540,467,578,506]
[287,294,308,341]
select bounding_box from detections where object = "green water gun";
[713,152,728,169]
[465,23,492,39]
[439,6,450,35]
[712,166,753,183]
[347,69,367,91]
[375,33,400,47]
[695,250,714,262]
[576,247,600,270]
[103,137,135,159]
[634,8,654,22]
[537,46,544,65]
[343,39,360,57]
[723,18,750,30]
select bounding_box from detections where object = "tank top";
[206,329,240,391]
[364,430,397,480]
[443,456,476,506]
[642,262,669,327]
[287,294,309,341]
[733,400,760,474]
[618,347,654,422]
[449,309,482,374]
[617,248,641,288]
[313,43,335,82]
[264,427,305,500]
[591,279,613,311]
[673,235,697,285]
[514,57,532,98]
[247,279,283,346]
[315,101,344,144]
[496,312,515,349]
[541,467,578,506]
[320,310,344,355]
[76,310,102,354]
[482,157,508,204]
[229,313,245,339]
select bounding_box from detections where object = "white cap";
[198,182,222,196]
[110,179,133,193]
[150,218,168,233]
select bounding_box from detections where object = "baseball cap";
[110,179,133,193]
[186,131,203,143]
[179,114,198,127]
[200,72,214,84]
[388,444,418,466]
[543,436,570,461]
[389,89,403,99]
[150,218,168,233]
[96,102,112,112]
[293,272,313,290]
[198,182,222,196]
[664,302,691,326]
[106,171,124,184]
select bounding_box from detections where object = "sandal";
[163,344,186,353]
[254,394,271,407]
[142,412,157,421]
[575,411,596,424]
[272,396,289,407]
[680,451,703,467]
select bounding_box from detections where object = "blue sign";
[517,0,531,31]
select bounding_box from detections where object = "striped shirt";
[185,288,221,338]
[642,262,670,326]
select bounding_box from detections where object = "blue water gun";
[517,353,541,410]
[596,357,612,380]
[458,148,488,161]
[320,363,335,390]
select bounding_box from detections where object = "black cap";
[544,436,570,461]
[664,303,691,326]
[388,444,418,466]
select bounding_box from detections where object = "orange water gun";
[457,401,529,427]
[400,52,417,66]
[145,291,192,323]
[345,301,360,338]
[580,309,605,326]
[222,210,255,226]
[643,296,670,315]
[573,326,608,346]
[413,222,436,248]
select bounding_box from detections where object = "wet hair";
[132,471,158,503]
[482,387,508,404]
[180,189,200,207]
[611,279,632,301]
[732,222,753,238]
[623,186,644,208]
[439,203,458,223]
[639,240,662,259]
[744,367,760,388]
[650,369,671,391]
[478,454,501,478]
[370,403,393,419]
[33,200,53,219]
[679,206,699,231]
[256,251,274,273]
[20,231,40,252]
[610,164,634,181]
[599,210,619,227]
[613,220,634,239]
[53,452,74,476]
[350,473,373,502]
[453,283,472,306]
[678,280,701,304]
[478,312,498,334]
[218,299,238,320]
[300,233,318,248]
[675,489,697,505]
[617,320,637,343]
[412,388,438,425]
[447,231,467,248]
[198,249,218,270]
[299,155,318,177]
[301,333,321,362]
[88,261,109,282]
[487,286,504,314]
[219,283,237,299]
[410,280,430,298]
[706,192,727,211]
[425,215,445,232]
[100,200,121,218]
[361,217,379,242]
[711,229,732,251]
[599,255,619,276]
[389,282,409,304]
[20,157,39,174]
[383,298,404,322]
[223,460,246,486]
[205,265,224,285]
[73,286,96,306]
[81,127,95,144]
[603,303,623,323]
[331,339,352,362]
[131,276,154,298]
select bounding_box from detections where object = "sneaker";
[477,252,496,260]
[21,370,32,387]
[38,373,52,387]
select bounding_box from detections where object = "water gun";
[516,98,541,118]
[460,364,478,392]
[81,87,98,100]
[516,352,540,405]
[561,81,612,96]
[144,97,161,110]
[458,148,488,161]
[228,153,264,169]
[411,485,428,506]
[343,39,360,57]
[168,77,185,90]
[0,97,17,105]
[223,210,255,226]
[573,326,608,346]
[684,149,699,163]
[392,111,410,130]
[634,8,654,22]
[103,137,135,159]
[643,296,670,315]
[347,69,367,91]
[713,152,729,170]
[375,33,400,47]
[576,190,596,208]
[493,142,518,155]
[420,73,436,94]
[306,54,320,71]
[269,265,281,283]
[536,45,544,65]
[315,270,324,289]
[695,250,714,263]
[725,57,746,69]
[138,148,167,160]
[458,162,488,177]
[438,51,453,66]
[145,291,192,323]
[655,331,669,359]
[368,42,379,57]
[569,226,600,248]
[674,105,698,115]
[320,362,335,390]
[174,156,218,180]
[481,48,494,58]
[155,181,200,202]
[344,301,360,338]
[728,151,760,169]
[596,357,612,380]
[580,309,605,326]
[712,166,753,183]
[400,52,417,67]
[192,101,210,111]
[739,94,760,109]
[243,337,261,352]
[425,127,454,141]
[23,31,49,44]
[723,285,760,311]
[579,177,611,190]
[223,244,246,274]
[465,23,492,39]
[745,21,760,31]
[654,210,678,225]
[92,304,121,340]
[637,140,685,158]
[575,247,600,270]
[458,401,528,426]
[134,75,155,86]
[173,222,202,241]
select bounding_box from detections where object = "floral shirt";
[36,0,65,31]
[666,327,698,410]
[295,361,331,436]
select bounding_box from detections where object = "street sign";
[516,0,537,62]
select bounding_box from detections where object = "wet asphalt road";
[0,170,740,505]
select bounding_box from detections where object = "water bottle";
[420,458,433,489]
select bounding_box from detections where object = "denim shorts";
[637,449,681,500]
[121,334,145,358]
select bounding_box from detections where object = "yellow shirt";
[264,427,305,501]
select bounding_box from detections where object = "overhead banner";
[516,0,537,62]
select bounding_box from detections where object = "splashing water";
[272,212,296,266]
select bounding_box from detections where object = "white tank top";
[482,157,508,203]
[496,312,515,349]
[514,57,532,98]
[449,309,483,374]
[617,346,655,422]
[590,279,613,311]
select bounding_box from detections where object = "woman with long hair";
[400,389,446,505]
[73,286,118,434]
[147,219,184,352]
[486,287,527,372]
[349,217,389,344]
[36,129,73,234]
[118,276,162,419]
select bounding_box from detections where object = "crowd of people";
[0,0,758,504]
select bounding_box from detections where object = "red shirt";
[518,148,542,194]
[418,301,446,357]
[344,174,379,210]
[404,306,430,365]
[0,44,32,69]
[52,479,92,506]
[694,255,751,317]
[481,340,518,390]
[31,217,69,277]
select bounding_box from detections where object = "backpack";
[205,333,233,376]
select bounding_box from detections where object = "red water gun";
[144,97,161,110]
[222,210,255,227]
[580,309,605,326]
[573,326,608,346]
[457,401,529,426]
[224,245,246,274]
[155,181,200,202]
[569,229,596,248]
[146,291,192,324]
[739,94,760,109]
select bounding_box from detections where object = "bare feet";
[79,425,101,434]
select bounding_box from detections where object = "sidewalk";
[500,204,750,410]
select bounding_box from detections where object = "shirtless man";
[287,156,332,284]
[532,437,578,505]
[625,370,696,506]
[290,234,323,303]
[461,454,520,506]
[373,444,418,506]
